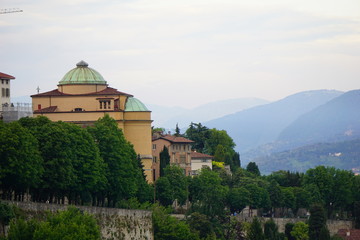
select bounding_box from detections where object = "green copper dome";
[125,97,149,111]
[58,60,107,85]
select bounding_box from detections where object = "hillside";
[254,138,360,175]
[150,97,269,129]
[206,90,343,152]
[277,89,360,149]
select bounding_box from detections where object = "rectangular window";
[152,144,156,150]
[99,100,111,110]
[153,156,157,163]
[5,88,9,97]
[1,88,5,97]
[6,80,9,84]
[180,154,186,163]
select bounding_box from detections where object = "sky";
[1,0,360,108]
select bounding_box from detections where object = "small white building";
[0,72,14,114]
[190,151,213,175]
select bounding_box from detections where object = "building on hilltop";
[152,134,194,181]
[190,151,213,175]
[31,60,154,182]
[1,72,32,122]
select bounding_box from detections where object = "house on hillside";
[190,151,213,175]
[31,61,154,183]
[152,134,194,181]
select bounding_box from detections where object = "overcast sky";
[1,0,359,108]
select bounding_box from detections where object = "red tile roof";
[34,106,57,113]
[31,87,133,97]
[0,72,15,80]
[154,134,194,143]
[338,229,360,240]
[190,151,214,159]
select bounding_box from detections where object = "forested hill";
[206,89,342,152]
[254,138,360,174]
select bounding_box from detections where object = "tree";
[285,223,295,240]
[189,167,229,217]
[0,122,43,201]
[8,207,101,240]
[247,217,264,240]
[152,205,199,240]
[186,212,215,239]
[204,129,235,156]
[175,123,181,137]
[264,218,280,240]
[159,146,170,177]
[0,201,15,236]
[291,222,309,240]
[228,187,250,213]
[246,162,261,176]
[87,115,140,206]
[185,122,211,153]
[309,204,327,240]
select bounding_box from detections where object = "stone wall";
[260,217,353,236]
[7,201,153,240]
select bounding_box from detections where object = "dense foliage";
[7,207,100,240]
[0,116,151,207]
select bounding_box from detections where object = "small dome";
[58,61,107,85]
[125,97,149,111]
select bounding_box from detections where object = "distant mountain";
[254,138,360,175]
[206,90,343,153]
[277,89,360,149]
[150,98,269,129]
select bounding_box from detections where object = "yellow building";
[31,60,154,182]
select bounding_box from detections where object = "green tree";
[186,212,215,239]
[264,218,280,240]
[185,122,211,153]
[247,217,264,240]
[159,146,170,177]
[228,187,250,213]
[7,207,100,240]
[204,129,235,156]
[285,223,295,240]
[189,167,229,217]
[152,205,199,240]
[87,115,140,207]
[175,123,181,137]
[291,222,309,240]
[0,202,15,236]
[0,122,43,201]
[246,162,261,176]
[308,204,327,240]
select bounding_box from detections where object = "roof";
[153,134,194,143]
[0,72,15,80]
[337,229,360,240]
[58,60,107,85]
[190,151,214,159]
[125,97,149,111]
[31,87,132,97]
[34,106,57,113]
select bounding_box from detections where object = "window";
[180,154,186,163]
[1,88,4,97]
[5,88,9,97]
[152,144,156,150]
[74,108,83,112]
[6,80,9,84]
[99,100,111,110]
[153,156,157,163]
[1,80,3,84]
[202,159,208,162]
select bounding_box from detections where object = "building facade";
[152,134,194,181]
[31,61,154,182]
[0,72,14,114]
[190,151,213,175]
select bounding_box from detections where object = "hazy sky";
[1,0,359,108]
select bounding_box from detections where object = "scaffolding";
[1,102,32,122]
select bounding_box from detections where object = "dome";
[58,60,107,85]
[125,97,149,111]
